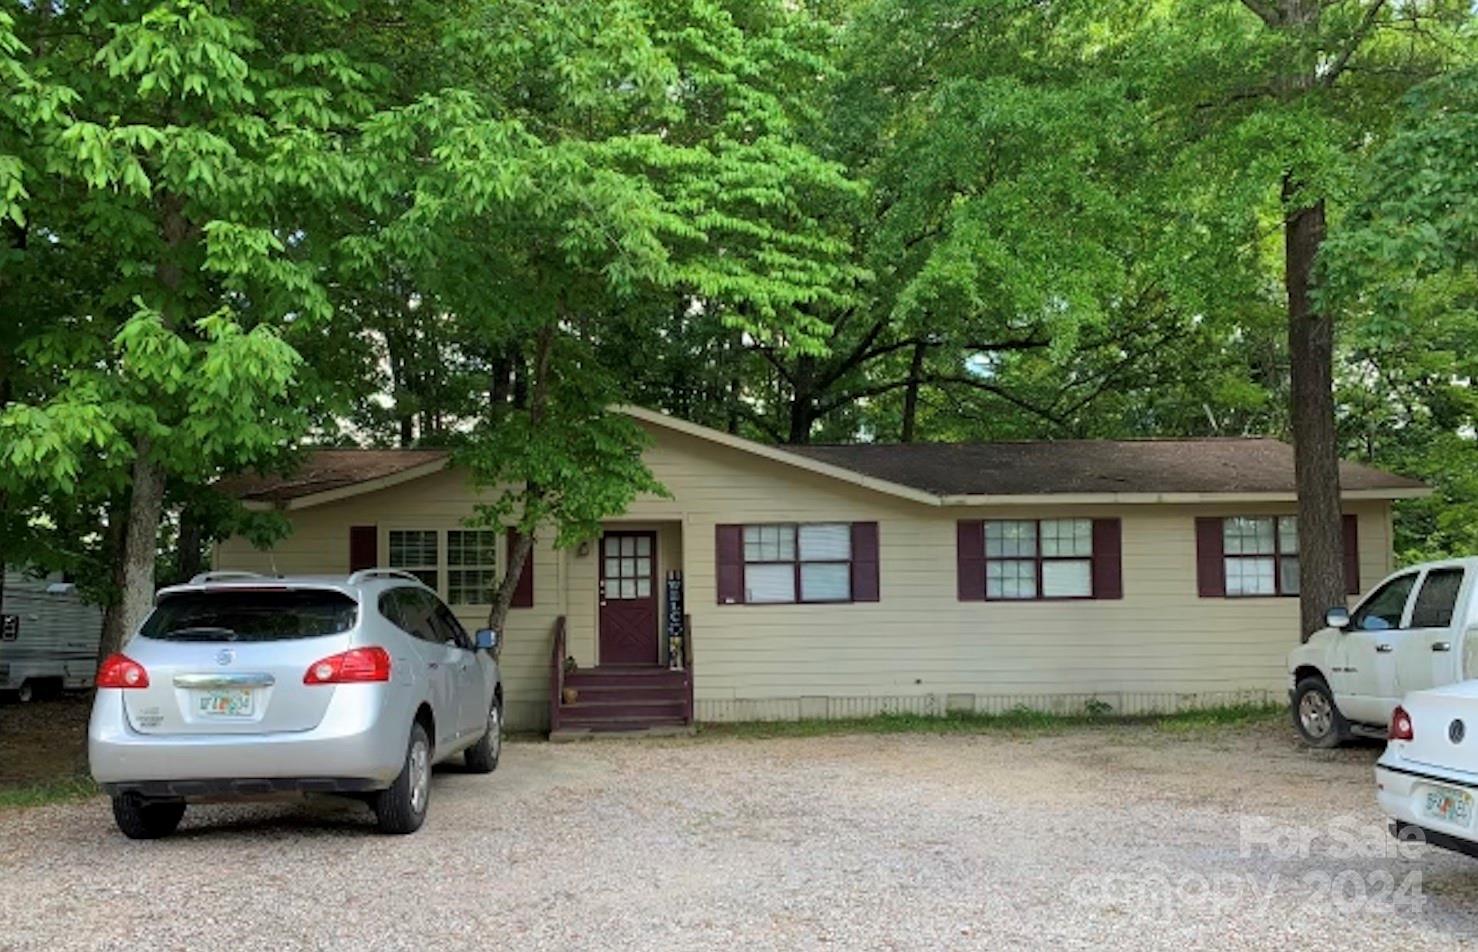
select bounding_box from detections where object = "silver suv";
[88,570,502,838]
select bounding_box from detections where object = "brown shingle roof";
[219,449,450,503]
[219,434,1424,505]
[787,438,1425,497]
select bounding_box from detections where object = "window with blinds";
[743,523,854,604]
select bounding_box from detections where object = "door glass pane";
[605,558,620,579]
[986,559,1037,599]
[1225,557,1275,596]
[636,578,651,598]
[1411,568,1464,629]
[1042,559,1091,597]
[605,536,620,556]
[745,564,795,603]
[799,524,851,561]
[1352,574,1418,631]
[621,580,636,599]
[636,557,651,577]
[622,537,635,556]
[801,563,850,602]
[636,536,651,556]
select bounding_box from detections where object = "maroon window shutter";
[1342,514,1360,595]
[349,525,377,572]
[850,522,880,602]
[1195,517,1225,598]
[1091,519,1123,599]
[508,529,534,608]
[716,525,744,604]
[956,521,986,601]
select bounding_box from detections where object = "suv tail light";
[97,653,150,689]
[1390,705,1414,741]
[304,647,391,684]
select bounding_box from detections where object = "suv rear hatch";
[121,587,359,735]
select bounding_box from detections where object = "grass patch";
[0,774,97,810]
[695,702,1286,741]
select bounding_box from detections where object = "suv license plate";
[198,689,254,718]
[1422,785,1473,827]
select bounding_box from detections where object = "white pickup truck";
[1287,557,1478,746]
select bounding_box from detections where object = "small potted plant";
[562,656,579,704]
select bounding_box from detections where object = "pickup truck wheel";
[374,722,431,835]
[111,794,185,840]
[463,699,501,774]
[1292,677,1348,748]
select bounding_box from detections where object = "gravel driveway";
[3,720,1478,950]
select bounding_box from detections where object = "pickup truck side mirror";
[1325,606,1351,631]
[475,628,500,654]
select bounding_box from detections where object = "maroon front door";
[599,531,659,666]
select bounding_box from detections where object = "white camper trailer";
[0,571,103,702]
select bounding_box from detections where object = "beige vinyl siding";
[216,420,1397,729]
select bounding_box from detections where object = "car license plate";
[1422,785,1473,827]
[197,689,253,718]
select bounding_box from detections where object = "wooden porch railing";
[682,613,693,725]
[549,615,567,734]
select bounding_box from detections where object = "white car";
[89,570,503,838]
[1377,683,1478,859]
[1287,557,1476,746]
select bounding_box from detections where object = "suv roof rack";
[346,568,425,586]
[189,571,271,584]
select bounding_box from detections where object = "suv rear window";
[140,589,358,642]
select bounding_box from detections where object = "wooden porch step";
[563,685,687,703]
[564,667,686,689]
[560,699,686,720]
[555,714,691,732]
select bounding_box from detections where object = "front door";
[599,531,659,665]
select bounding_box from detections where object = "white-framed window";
[1223,516,1298,597]
[388,530,439,591]
[742,523,853,604]
[984,518,1093,600]
[447,529,498,606]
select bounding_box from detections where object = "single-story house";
[214,406,1428,734]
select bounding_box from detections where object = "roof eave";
[239,456,453,511]
[616,404,942,506]
[938,487,1432,506]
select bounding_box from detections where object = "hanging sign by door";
[666,570,684,670]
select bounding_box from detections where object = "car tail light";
[1390,705,1414,741]
[303,647,391,684]
[96,653,150,689]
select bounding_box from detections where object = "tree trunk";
[1284,183,1344,639]
[175,506,203,585]
[486,531,534,634]
[485,325,554,633]
[900,340,928,442]
[99,441,166,659]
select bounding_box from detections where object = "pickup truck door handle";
[1375,644,1394,653]
[1433,641,1453,652]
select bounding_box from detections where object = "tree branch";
[1322,0,1387,87]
